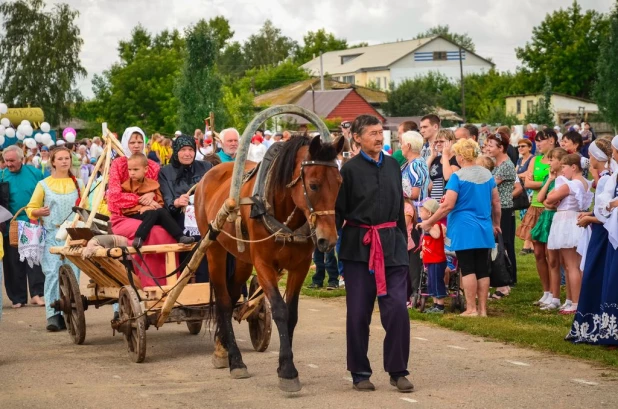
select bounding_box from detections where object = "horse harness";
[237,155,338,248]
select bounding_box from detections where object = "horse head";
[291,135,344,252]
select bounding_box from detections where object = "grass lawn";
[409,233,618,368]
[283,231,618,368]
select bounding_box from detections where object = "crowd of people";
[0,114,616,392]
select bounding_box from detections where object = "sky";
[59,0,615,98]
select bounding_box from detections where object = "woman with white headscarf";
[567,137,618,344]
[106,127,176,287]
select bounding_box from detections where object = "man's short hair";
[399,120,418,132]
[351,114,381,137]
[220,128,240,142]
[3,144,24,161]
[464,124,479,140]
[128,152,148,167]
[420,114,441,127]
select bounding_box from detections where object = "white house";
[505,93,599,125]
[301,35,494,90]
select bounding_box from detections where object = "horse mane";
[270,135,340,192]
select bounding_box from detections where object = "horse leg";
[284,265,310,349]
[208,243,249,379]
[255,260,301,392]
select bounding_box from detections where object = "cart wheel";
[118,286,147,363]
[58,265,86,345]
[187,320,203,335]
[418,296,427,313]
[247,276,272,352]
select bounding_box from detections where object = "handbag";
[489,233,513,288]
[9,207,26,247]
[512,180,530,211]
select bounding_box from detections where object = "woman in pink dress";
[107,127,176,287]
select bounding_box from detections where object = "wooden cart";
[49,128,271,363]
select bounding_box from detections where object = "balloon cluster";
[0,102,56,148]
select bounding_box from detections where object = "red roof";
[284,89,384,124]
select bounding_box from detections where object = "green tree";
[88,27,184,134]
[176,20,226,133]
[218,41,247,79]
[222,85,255,131]
[242,20,297,69]
[205,16,234,51]
[384,72,460,116]
[295,29,348,64]
[234,60,310,94]
[414,24,476,51]
[0,0,86,126]
[594,3,618,128]
[515,1,609,99]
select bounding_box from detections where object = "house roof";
[504,92,597,105]
[294,89,353,118]
[280,88,382,125]
[301,36,494,76]
[253,78,388,107]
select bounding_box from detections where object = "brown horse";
[194,135,344,392]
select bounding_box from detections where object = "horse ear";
[309,135,322,158]
[335,135,345,154]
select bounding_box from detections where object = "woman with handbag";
[485,131,517,298]
[26,147,84,331]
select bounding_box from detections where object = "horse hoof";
[279,377,302,393]
[230,367,250,379]
[212,355,229,369]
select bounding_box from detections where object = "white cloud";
[59,0,613,97]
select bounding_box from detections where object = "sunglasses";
[517,145,528,148]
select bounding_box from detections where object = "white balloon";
[0,135,4,146]
[64,131,76,143]
[5,127,15,138]
[0,118,9,128]
[40,122,51,133]
[0,125,4,135]
[16,131,25,140]
[34,133,43,143]
[24,125,33,137]
[45,140,55,148]
[24,138,37,149]
[41,133,52,144]
[0,103,7,114]
[21,119,30,126]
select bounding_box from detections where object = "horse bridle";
[287,159,339,232]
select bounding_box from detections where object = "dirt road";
[1,281,616,409]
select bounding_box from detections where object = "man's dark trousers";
[344,260,410,379]
[312,248,339,287]
[3,236,44,305]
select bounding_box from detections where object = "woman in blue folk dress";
[567,140,613,342]
[26,147,83,332]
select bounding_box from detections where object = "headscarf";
[171,134,196,168]
[612,135,618,151]
[588,141,608,162]
[121,126,146,158]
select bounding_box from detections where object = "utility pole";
[311,84,316,113]
[459,46,466,123]
[320,52,325,91]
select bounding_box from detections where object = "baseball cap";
[553,125,560,130]
[174,130,182,137]
[264,130,272,136]
[41,146,49,151]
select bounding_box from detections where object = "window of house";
[376,77,381,89]
[383,77,387,89]
[433,51,448,61]
[341,54,361,65]
[342,75,355,84]
[527,100,534,113]
[516,99,521,114]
